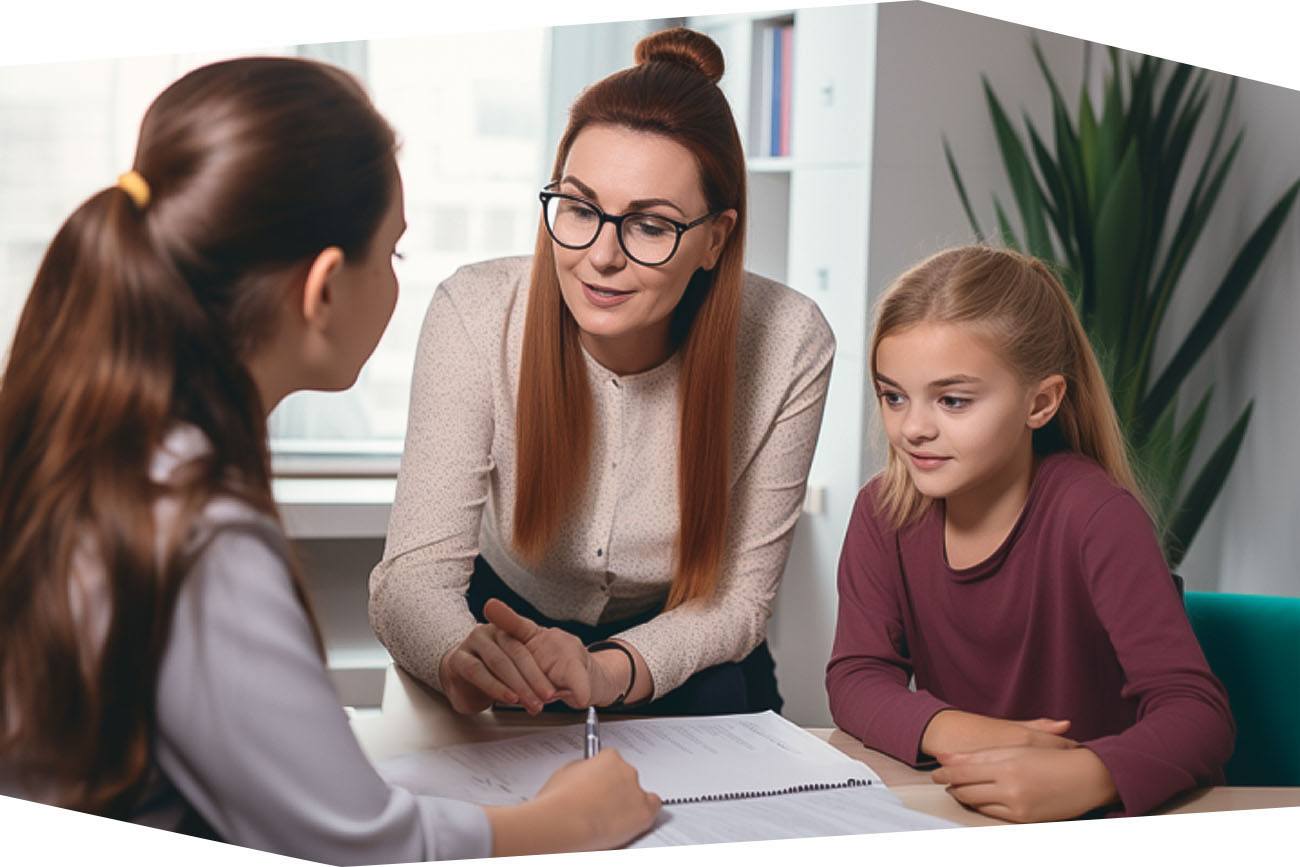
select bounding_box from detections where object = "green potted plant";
[944,43,1299,568]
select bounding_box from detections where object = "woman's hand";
[484,749,662,855]
[483,599,631,708]
[439,604,559,714]
[930,745,1119,822]
[920,709,1076,758]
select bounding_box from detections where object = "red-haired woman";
[370,28,835,716]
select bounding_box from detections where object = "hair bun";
[634,27,724,84]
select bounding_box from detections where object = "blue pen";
[584,706,601,758]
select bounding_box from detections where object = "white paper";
[374,711,881,806]
[374,712,955,847]
[627,786,960,848]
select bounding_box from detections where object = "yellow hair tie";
[116,170,151,209]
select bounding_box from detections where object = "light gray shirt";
[2,426,493,864]
[370,255,835,699]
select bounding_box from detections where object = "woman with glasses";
[370,27,835,716]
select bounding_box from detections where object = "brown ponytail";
[0,56,397,816]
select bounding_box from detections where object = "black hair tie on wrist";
[586,640,636,707]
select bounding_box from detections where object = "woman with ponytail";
[370,28,834,715]
[0,56,658,862]
[826,245,1233,822]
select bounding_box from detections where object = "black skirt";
[465,555,782,715]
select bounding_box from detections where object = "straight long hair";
[514,28,747,608]
[0,57,397,816]
[869,245,1149,528]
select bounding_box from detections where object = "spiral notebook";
[374,710,881,806]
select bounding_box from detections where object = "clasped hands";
[440,598,633,714]
[922,710,1119,823]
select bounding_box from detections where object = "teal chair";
[1184,590,1300,786]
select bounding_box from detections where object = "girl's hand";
[484,749,662,855]
[931,745,1119,822]
[483,599,629,708]
[439,603,559,714]
[920,709,1076,757]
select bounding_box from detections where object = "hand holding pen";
[489,703,657,852]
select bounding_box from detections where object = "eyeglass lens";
[544,196,679,265]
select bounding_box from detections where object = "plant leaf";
[1135,394,1180,525]
[993,195,1022,251]
[1170,387,1213,491]
[1054,102,1096,318]
[1094,56,1128,200]
[1141,178,1300,434]
[1147,69,1206,245]
[1149,86,1210,251]
[1078,88,1101,211]
[1151,63,1195,158]
[1120,53,1155,152]
[1164,401,1253,568]
[1031,37,1069,113]
[943,136,986,241]
[1089,142,1143,384]
[1137,131,1244,401]
[1028,120,1072,261]
[1147,79,1238,327]
[983,78,1054,260]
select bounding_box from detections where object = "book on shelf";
[779,22,793,157]
[757,21,794,159]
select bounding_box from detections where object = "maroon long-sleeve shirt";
[826,451,1234,816]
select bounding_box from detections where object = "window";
[0,30,548,472]
[269,30,548,467]
[0,50,276,357]
[0,21,672,476]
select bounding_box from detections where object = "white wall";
[1191,75,1300,597]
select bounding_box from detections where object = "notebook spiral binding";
[663,777,875,806]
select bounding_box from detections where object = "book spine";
[769,24,782,158]
[779,23,793,156]
[758,25,774,158]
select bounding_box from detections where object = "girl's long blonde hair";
[870,245,1150,528]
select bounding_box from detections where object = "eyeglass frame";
[538,182,725,267]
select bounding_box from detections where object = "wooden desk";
[351,665,1300,829]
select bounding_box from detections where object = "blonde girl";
[826,244,1233,821]
[0,56,657,862]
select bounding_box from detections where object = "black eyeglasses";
[539,183,721,267]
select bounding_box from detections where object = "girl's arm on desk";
[931,744,1119,823]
